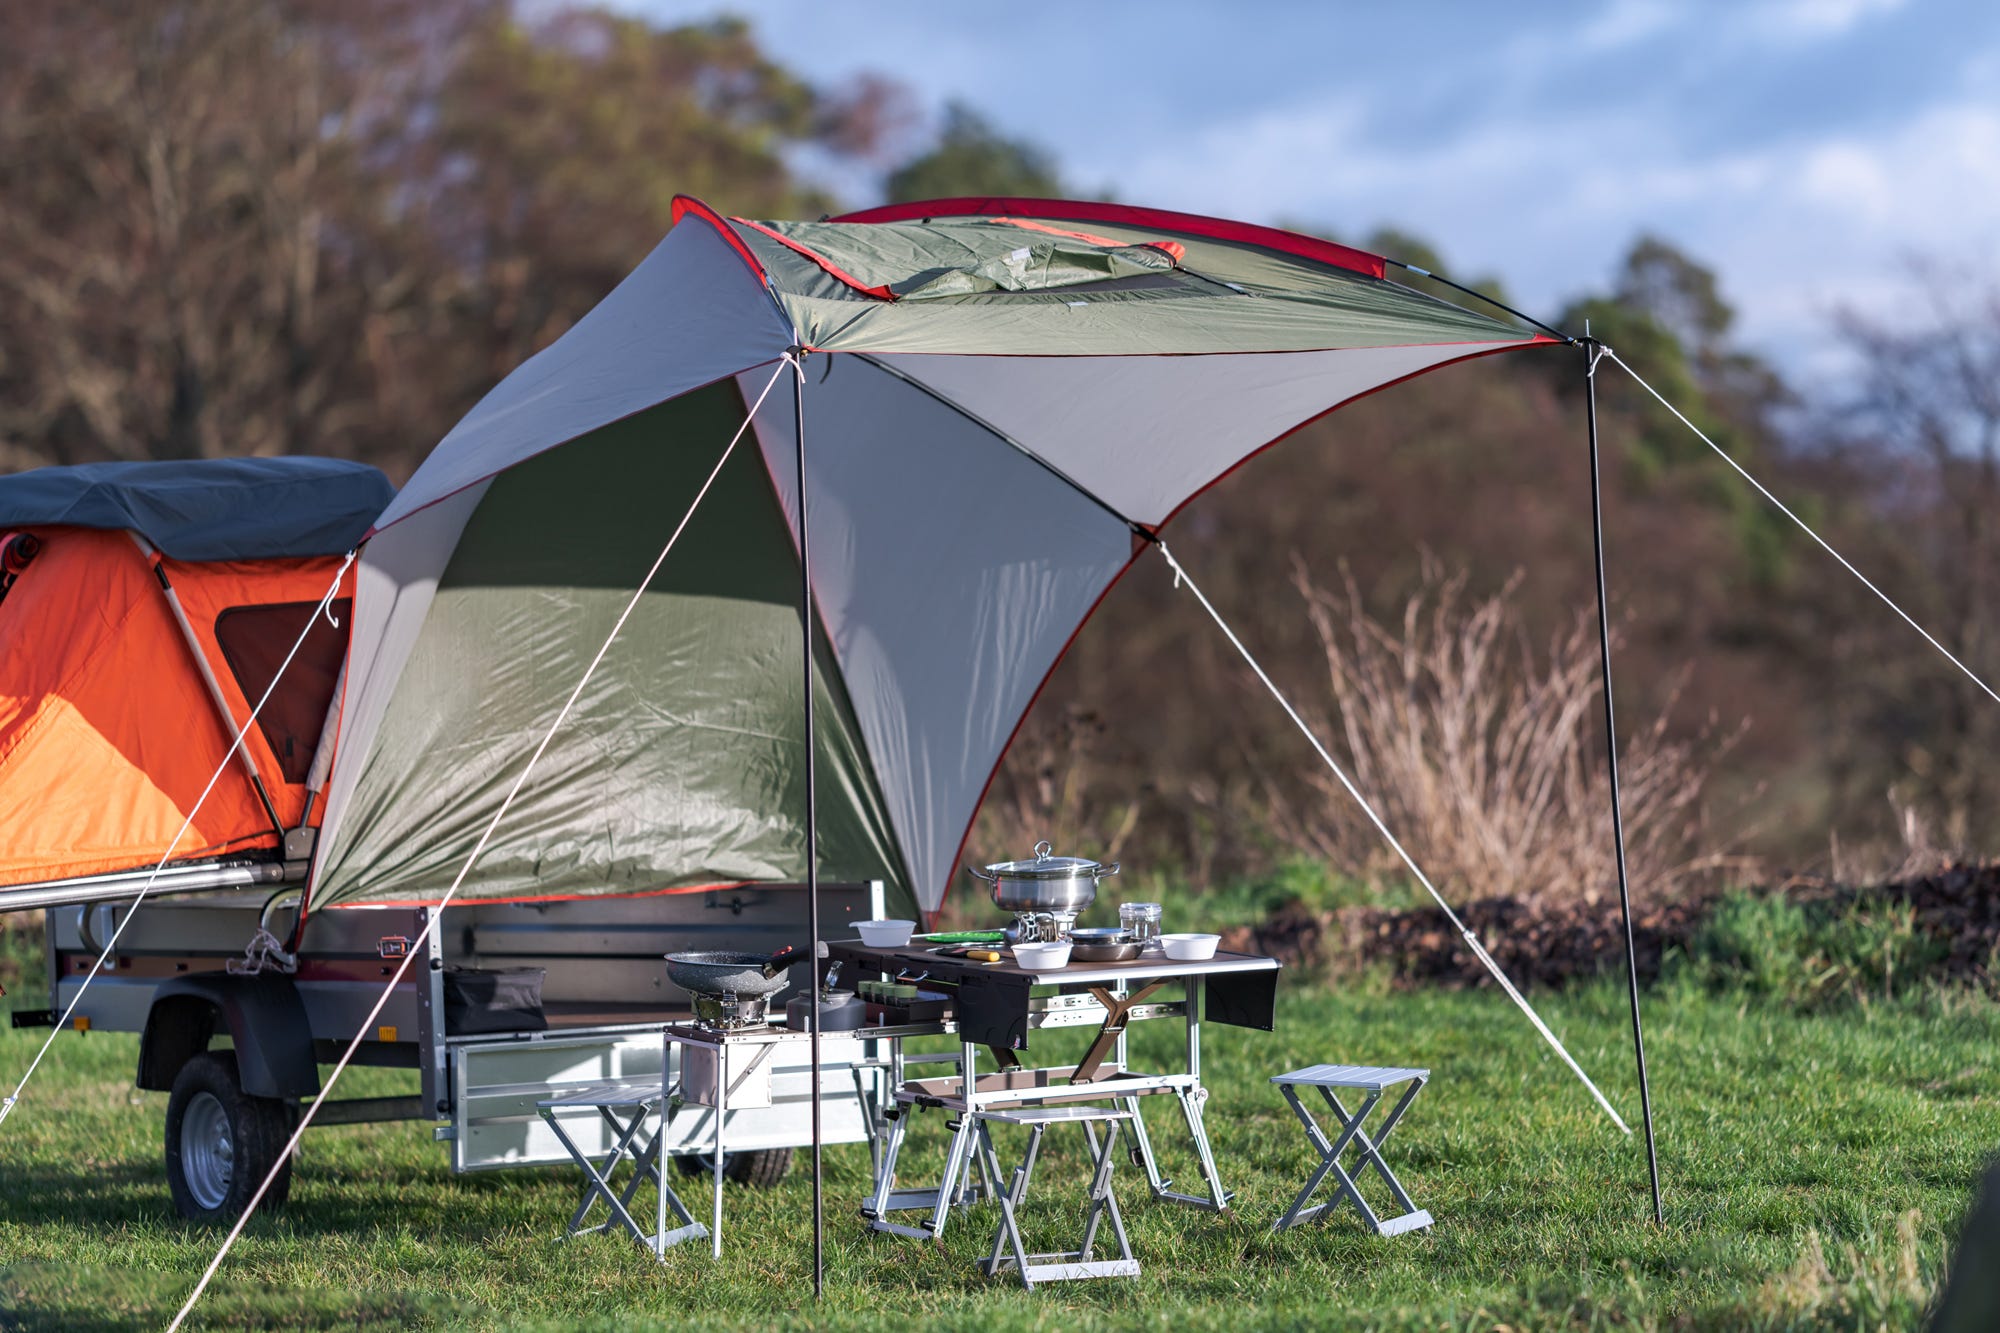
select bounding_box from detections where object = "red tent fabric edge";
[830,196,1388,280]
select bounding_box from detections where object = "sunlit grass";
[2,967,1993,1330]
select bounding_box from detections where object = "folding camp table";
[825,941,1279,1241]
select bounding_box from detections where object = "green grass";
[2,967,1994,1331]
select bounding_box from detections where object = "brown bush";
[1259,558,1747,907]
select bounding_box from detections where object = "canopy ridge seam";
[850,352,1149,536]
[1383,258,1577,344]
[168,354,798,1332]
[1603,348,2000,707]
[1154,540,1633,1136]
[0,549,357,1132]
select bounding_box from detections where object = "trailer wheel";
[671,1147,794,1188]
[165,1051,295,1224]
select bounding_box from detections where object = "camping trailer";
[0,459,885,1222]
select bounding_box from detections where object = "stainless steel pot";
[968,840,1120,915]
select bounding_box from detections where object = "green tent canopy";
[308,196,1552,918]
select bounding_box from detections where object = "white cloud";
[1073,83,2000,385]
[1756,0,1910,39]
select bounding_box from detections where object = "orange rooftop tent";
[0,458,393,908]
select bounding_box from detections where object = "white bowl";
[855,919,915,948]
[1010,940,1073,970]
[1159,933,1220,961]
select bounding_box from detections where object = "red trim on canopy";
[731,216,897,300]
[329,881,754,910]
[832,197,1385,279]
[671,196,770,285]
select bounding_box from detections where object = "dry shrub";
[971,704,1145,865]
[1263,559,1744,906]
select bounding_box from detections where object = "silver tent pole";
[791,347,826,1298]
[129,532,288,840]
[1582,335,1664,1225]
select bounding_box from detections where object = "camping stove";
[1009,910,1079,945]
[691,992,773,1031]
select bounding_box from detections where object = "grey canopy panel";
[875,344,1524,528]
[745,355,1135,908]
[314,385,910,912]
[370,219,792,534]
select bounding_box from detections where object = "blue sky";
[629,0,2000,379]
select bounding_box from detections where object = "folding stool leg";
[608,1109,663,1219]
[563,1106,651,1237]
[1092,1122,1137,1267]
[1077,1120,1129,1262]
[1319,1082,1430,1234]
[1272,1085,1381,1232]
[1121,1094,1172,1196]
[983,1122,1041,1289]
[542,1107,656,1250]
[927,1115,977,1239]
[1177,1084,1233,1209]
[865,1106,909,1219]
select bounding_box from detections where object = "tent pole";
[1582,335,1664,1226]
[129,533,288,841]
[791,348,825,1299]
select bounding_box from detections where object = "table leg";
[1186,975,1202,1080]
[712,1051,725,1260]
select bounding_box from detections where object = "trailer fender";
[138,973,321,1100]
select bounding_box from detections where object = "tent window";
[214,600,351,785]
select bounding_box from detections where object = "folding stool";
[972,1103,1140,1289]
[1269,1064,1434,1236]
[537,1081,708,1255]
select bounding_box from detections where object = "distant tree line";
[4,1,1996,887]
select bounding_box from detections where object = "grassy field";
[1,956,1994,1332]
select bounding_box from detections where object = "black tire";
[671,1147,795,1188]
[164,1051,295,1224]
[727,1146,793,1188]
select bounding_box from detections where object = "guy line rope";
[0,548,357,1131]
[1156,541,1633,1135]
[1603,347,2000,706]
[166,355,795,1332]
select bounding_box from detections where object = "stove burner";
[691,991,773,1030]
[1010,910,1078,944]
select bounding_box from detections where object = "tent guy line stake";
[167,355,796,1333]
[1583,339,1665,1226]
[0,550,356,1133]
[1604,347,2000,707]
[1154,541,1632,1136]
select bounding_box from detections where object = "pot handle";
[966,866,996,882]
[1100,862,1121,878]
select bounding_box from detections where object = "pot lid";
[980,840,1108,879]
